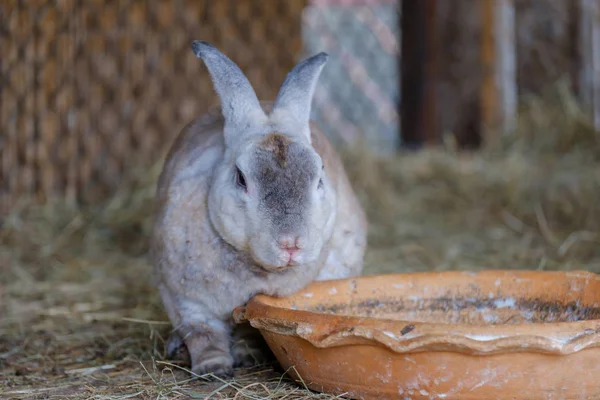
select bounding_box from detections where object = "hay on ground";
[2,87,600,399]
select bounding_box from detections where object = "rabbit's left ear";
[191,41,268,147]
[270,52,329,144]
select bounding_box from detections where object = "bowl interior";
[270,271,600,325]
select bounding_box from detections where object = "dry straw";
[2,84,600,398]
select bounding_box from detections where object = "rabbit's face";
[209,133,336,271]
[193,41,334,271]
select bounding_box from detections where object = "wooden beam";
[480,0,517,147]
[400,0,439,149]
[576,0,600,131]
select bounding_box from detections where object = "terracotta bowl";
[233,270,600,400]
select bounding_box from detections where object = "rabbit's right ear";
[270,52,328,144]
[192,41,267,147]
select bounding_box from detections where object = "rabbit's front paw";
[192,351,234,379]
[166,331,190,364]
[232,344,270,368]
[231,323,273,368]
[183,325,235,380]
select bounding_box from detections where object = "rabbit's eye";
[235,167,247,190]
[318,165,325,189]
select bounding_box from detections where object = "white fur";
[151,42,367,378]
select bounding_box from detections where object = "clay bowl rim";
[234,269,600,356]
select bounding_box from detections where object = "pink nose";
[278,235,301,250]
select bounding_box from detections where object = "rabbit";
[150,41,367,379]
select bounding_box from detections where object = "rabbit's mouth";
[260,260,298,273]
[266,256,310,272]
[249,242,318,272]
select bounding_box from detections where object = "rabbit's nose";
[278,235,301,250]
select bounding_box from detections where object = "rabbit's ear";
[192,41,267,147]
[271,52,329,144]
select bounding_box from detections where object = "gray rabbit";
[150,41,367,378]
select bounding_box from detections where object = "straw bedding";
[2,87,600,399]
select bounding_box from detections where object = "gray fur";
[191,41,267,145]
[254,143,318,238]
[271,53,329,142]
[151,42,367,379]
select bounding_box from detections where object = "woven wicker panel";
[1,0,306,211]
[1,0,587,212]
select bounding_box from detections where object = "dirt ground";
[2,89,600,399]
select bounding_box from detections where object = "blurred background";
[3,0,598,210]
[2,0,600,398]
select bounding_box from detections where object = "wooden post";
[400,0,439,149]
[575,0,600,131]
[480,0,517,147]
